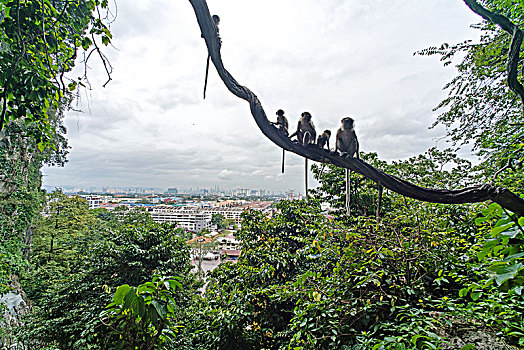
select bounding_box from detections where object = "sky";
[42,0,482,193]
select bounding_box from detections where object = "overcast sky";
[42,0,482,193]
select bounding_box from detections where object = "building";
[150,206,211,232]
[203,207,244,226]
[80,195,102,209]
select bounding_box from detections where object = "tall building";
[167,188,178,194]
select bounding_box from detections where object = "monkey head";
[212,14,220,25]
[301,112,312,122]
[276,109,285,116]
[341,117,354,130]
[323,129,331,137]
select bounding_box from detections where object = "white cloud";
[217,169,235,180]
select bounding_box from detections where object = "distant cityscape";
[43,185,298,198]
[45,185,305,234]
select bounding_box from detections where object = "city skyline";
[42,0,481,192]
[43,184,291,196]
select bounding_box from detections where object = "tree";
[0,0,114,148]
[21,190,98,302]
[417,0,524,190]
[102,276,184,349]
[21,219,197,349]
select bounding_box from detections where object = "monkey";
[290,112,317,146]
[289,112,317,201]
[335,117,360,215]
[317,129,331,150]
[212,14,220,28]
[212,15,221,44]
[335,117,359,159]
[274,109,289,173]
[317,130,331,178]
[273,109,289,135]
[203,15,221,99]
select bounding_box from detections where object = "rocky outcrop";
[1,276,30,349]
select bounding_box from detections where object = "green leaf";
[167,278,183,291]
[152,300,167,320]
[471,292,482,301]
[504,252,524,262]
[501,226,521,238]
[475,216,488,225]
[113,284,130,304]
[460,345,476,350]
[492,223,514,236]
[123,287,137,310]
[488,263,523,285]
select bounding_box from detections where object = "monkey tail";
[305,158,309,202]
[319,162,326,179]
[282,148,285,173]
[346,169,351,216]
[304,131,311,146]
[203,54,211,99]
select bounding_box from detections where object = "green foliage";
[0,0,113,147]
[20,220,197,349]
[457,203,524,346]
[475,203,524,288]
[311,152,391,218]
[21,189,99,302]
[177,197,482,349]
[102,276,184,349]
[416,0,524,188]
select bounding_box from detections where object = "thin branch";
[90,33,113,87]
[463,0,524,110]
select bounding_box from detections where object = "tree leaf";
[113,284,130,305]
[488,263,523,285]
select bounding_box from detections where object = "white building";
[216,236,242,250]
[203,208,244,226]
[80,195,102,209]
[150,206,212,232]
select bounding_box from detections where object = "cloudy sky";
[42,0,481,193]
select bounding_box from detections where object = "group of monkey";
[273,108,360,169]
[202,15,359,211]
[272,109,360,212]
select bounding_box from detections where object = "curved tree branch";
[463,0,524,110]
[188,0,524,217]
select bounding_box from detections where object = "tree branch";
[188,0,524,217]
[463,0,524,110]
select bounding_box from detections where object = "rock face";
[1,292,26,326]
[440,324,518,350]
[1,276,30,348]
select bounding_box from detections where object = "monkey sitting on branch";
[290,111,316,146]
[317,130,332,178]
[272,109,289,135]
[272,109,289,173]
[335,117,359,159]
[335,117,360,215]
[289,112,317,201]
[203,14,221,99]
[317,129,331,150]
